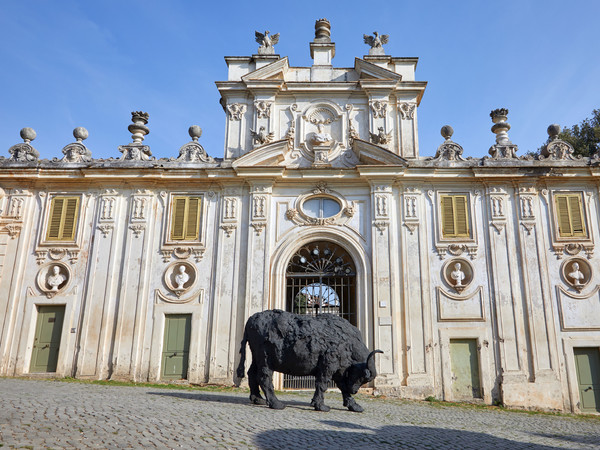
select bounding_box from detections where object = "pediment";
[354,58,402,81]
[242,57,289,81]
[352,139,408,166]
[231,140,289,168]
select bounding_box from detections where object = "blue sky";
[1,0,598,160]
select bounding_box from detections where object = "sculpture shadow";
[253,424,561,449]
[147,390,308,408]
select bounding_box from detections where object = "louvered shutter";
[46,197,79,241]
[171,197,187,240]
[47,198,64,240]
[61,198,79,240]
[441,196,455,237]
[454,196,469,237]
[569,195,585,236]
[555,196,571,236]
[185,197,201,240]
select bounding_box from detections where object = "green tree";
[540,109,600,157]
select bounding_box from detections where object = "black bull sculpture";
[235,309,382,412]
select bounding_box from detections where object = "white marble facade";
[0,20,599,414]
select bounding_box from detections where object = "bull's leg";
[259,366,285,410]
[247,362,266,405]
[333,377,364,413]
[310,373,331,412]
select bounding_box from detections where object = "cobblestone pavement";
[1,379,600,449]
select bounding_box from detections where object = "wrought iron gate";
[284,241,356,389]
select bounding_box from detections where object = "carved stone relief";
[163,261,197,298]
[7,128,39,162]
[398,102,416,120]
[174,126,215,163]
[227,103,247,121]
[286,182,355,227]
[443,258,474,294]
[369,100,388,118]
[255,100,273,119]
[429,126,465,162]
[370,127,392,146]
[58,128,92,163]
[561,258,592,293]
[36,263,71,298]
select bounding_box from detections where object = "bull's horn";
[367,350,383,373]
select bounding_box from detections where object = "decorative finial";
[7,128,39,162]
[73,127,89,142]
[255,30,280,55]
[440,125,454,140]
[547,124,561,140]
[128,111,150,143]
[118,111,152,161]
[20,127,36,143]
[487,108,518,160]
[59,127,92,163]
[428,125,465,162]
[188,125,202,142]
[363,31,389,56]
[490,108,511,145]
[173,125,215,163]
[314,18,331,42]
[539,123,579,161]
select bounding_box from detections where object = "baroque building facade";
[0,20,599,413]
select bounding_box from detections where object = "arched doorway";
[284,240,357,388]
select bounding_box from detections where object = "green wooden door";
[450,339,482,400]
[574,347,600,412]
[30,305,65,373]
[161,315,191,380]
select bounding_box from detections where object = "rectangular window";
[440,195,470,238]
[46,196,80,241]
[555,194,586,238]
[170,196,201,241]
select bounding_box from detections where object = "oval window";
[302,197,341,218]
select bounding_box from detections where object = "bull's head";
[343,350,383,394]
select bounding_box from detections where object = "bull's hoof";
[347,403,364,413]
[268,400,286,410]
[314,404,331,412]
[250,394,266,405]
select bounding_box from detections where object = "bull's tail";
[235,329,248,385]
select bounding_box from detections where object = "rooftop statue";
[255,30,280,55]
[364,31,389,55]
[250,126,275,147]
[370,126,392,145]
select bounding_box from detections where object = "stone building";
[0,19,599,413]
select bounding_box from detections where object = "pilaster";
[209,184,244,383]
[111,189,155,381]
[76,190,123,379]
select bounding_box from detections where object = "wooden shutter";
[171,197,187,240]
[47,198,64,240]
[185,197,201,240]
[170,196,201,241]
[441,196,455,236]
[569,195,585,236]
[441,195,469,238]
[46,196,79,241]
[454,196,469,237]
[556,194,586,237]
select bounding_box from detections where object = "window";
[170,196,201,241]
[302,197,341,219]
[46,196,80,241]
[440,195,469,238]
[555,194,586,238]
